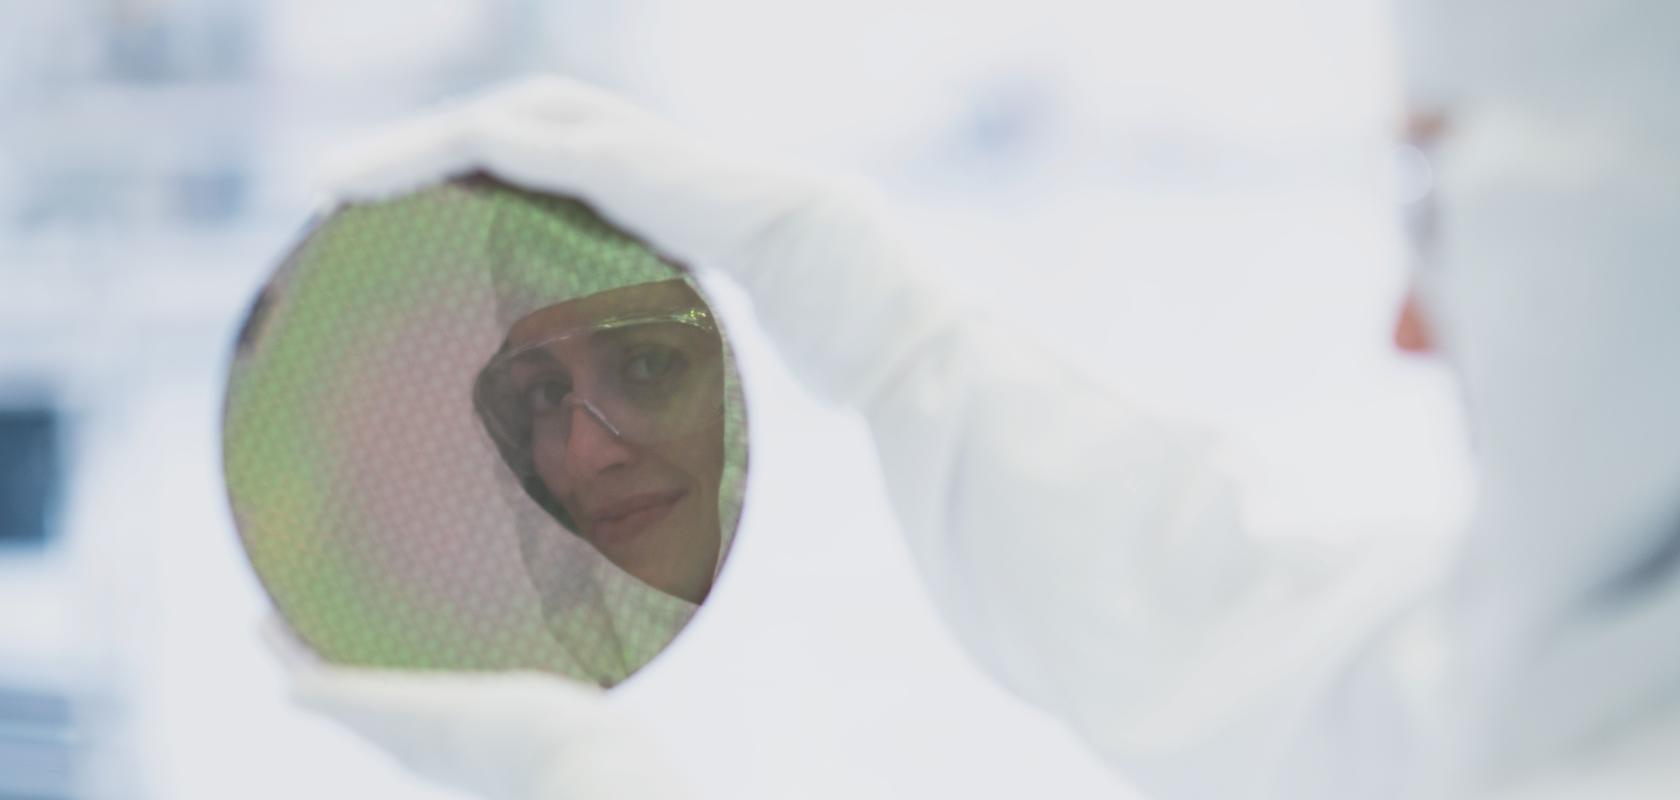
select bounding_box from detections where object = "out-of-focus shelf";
[0,683,82,800]
[0,556,77,677]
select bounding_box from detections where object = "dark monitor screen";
[0,407,61,547]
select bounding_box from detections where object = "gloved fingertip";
[254,617,375,714]
[488,73,614,118]
[258,614,321,673]
[310,145,414,204]
[282,664,395,717]
[312,111,482,204]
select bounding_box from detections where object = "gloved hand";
[317,75,959,406]
[263,621,693,800]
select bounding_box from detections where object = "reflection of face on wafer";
[475,279,726,605]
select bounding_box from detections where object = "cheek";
[654,421,727,490]
[531,432,571,495]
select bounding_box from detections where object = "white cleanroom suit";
[272,1,1680,798]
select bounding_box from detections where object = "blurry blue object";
[102,0,252,82]
[0,406,62,548]
[0,685,78,799]
[174,167,248,225]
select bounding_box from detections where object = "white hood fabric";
[1391,0,1680,791]
[298,24,1680,793]
[1393,0,1680,134]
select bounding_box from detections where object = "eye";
[622,345,687,387]
[521,374,572,415]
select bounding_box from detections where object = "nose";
[561,400,635,476]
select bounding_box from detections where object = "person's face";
[1393,109,1450,357]
[501,280,726,604]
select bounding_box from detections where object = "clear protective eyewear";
[475,308,724,472]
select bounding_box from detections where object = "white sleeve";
[733,189,1441,799]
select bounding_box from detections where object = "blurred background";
[0,0,1471,797]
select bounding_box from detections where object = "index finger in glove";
[313,74,838,275]
[314,75,651,205]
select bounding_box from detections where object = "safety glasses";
[475,308,724,471]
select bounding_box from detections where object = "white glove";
[318,75,959,407]
[263,622,693,800]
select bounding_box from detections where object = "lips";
[586,489,687,543]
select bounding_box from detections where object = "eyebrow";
[509,347,561,369]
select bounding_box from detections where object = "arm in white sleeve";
[732,190,1433,797]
